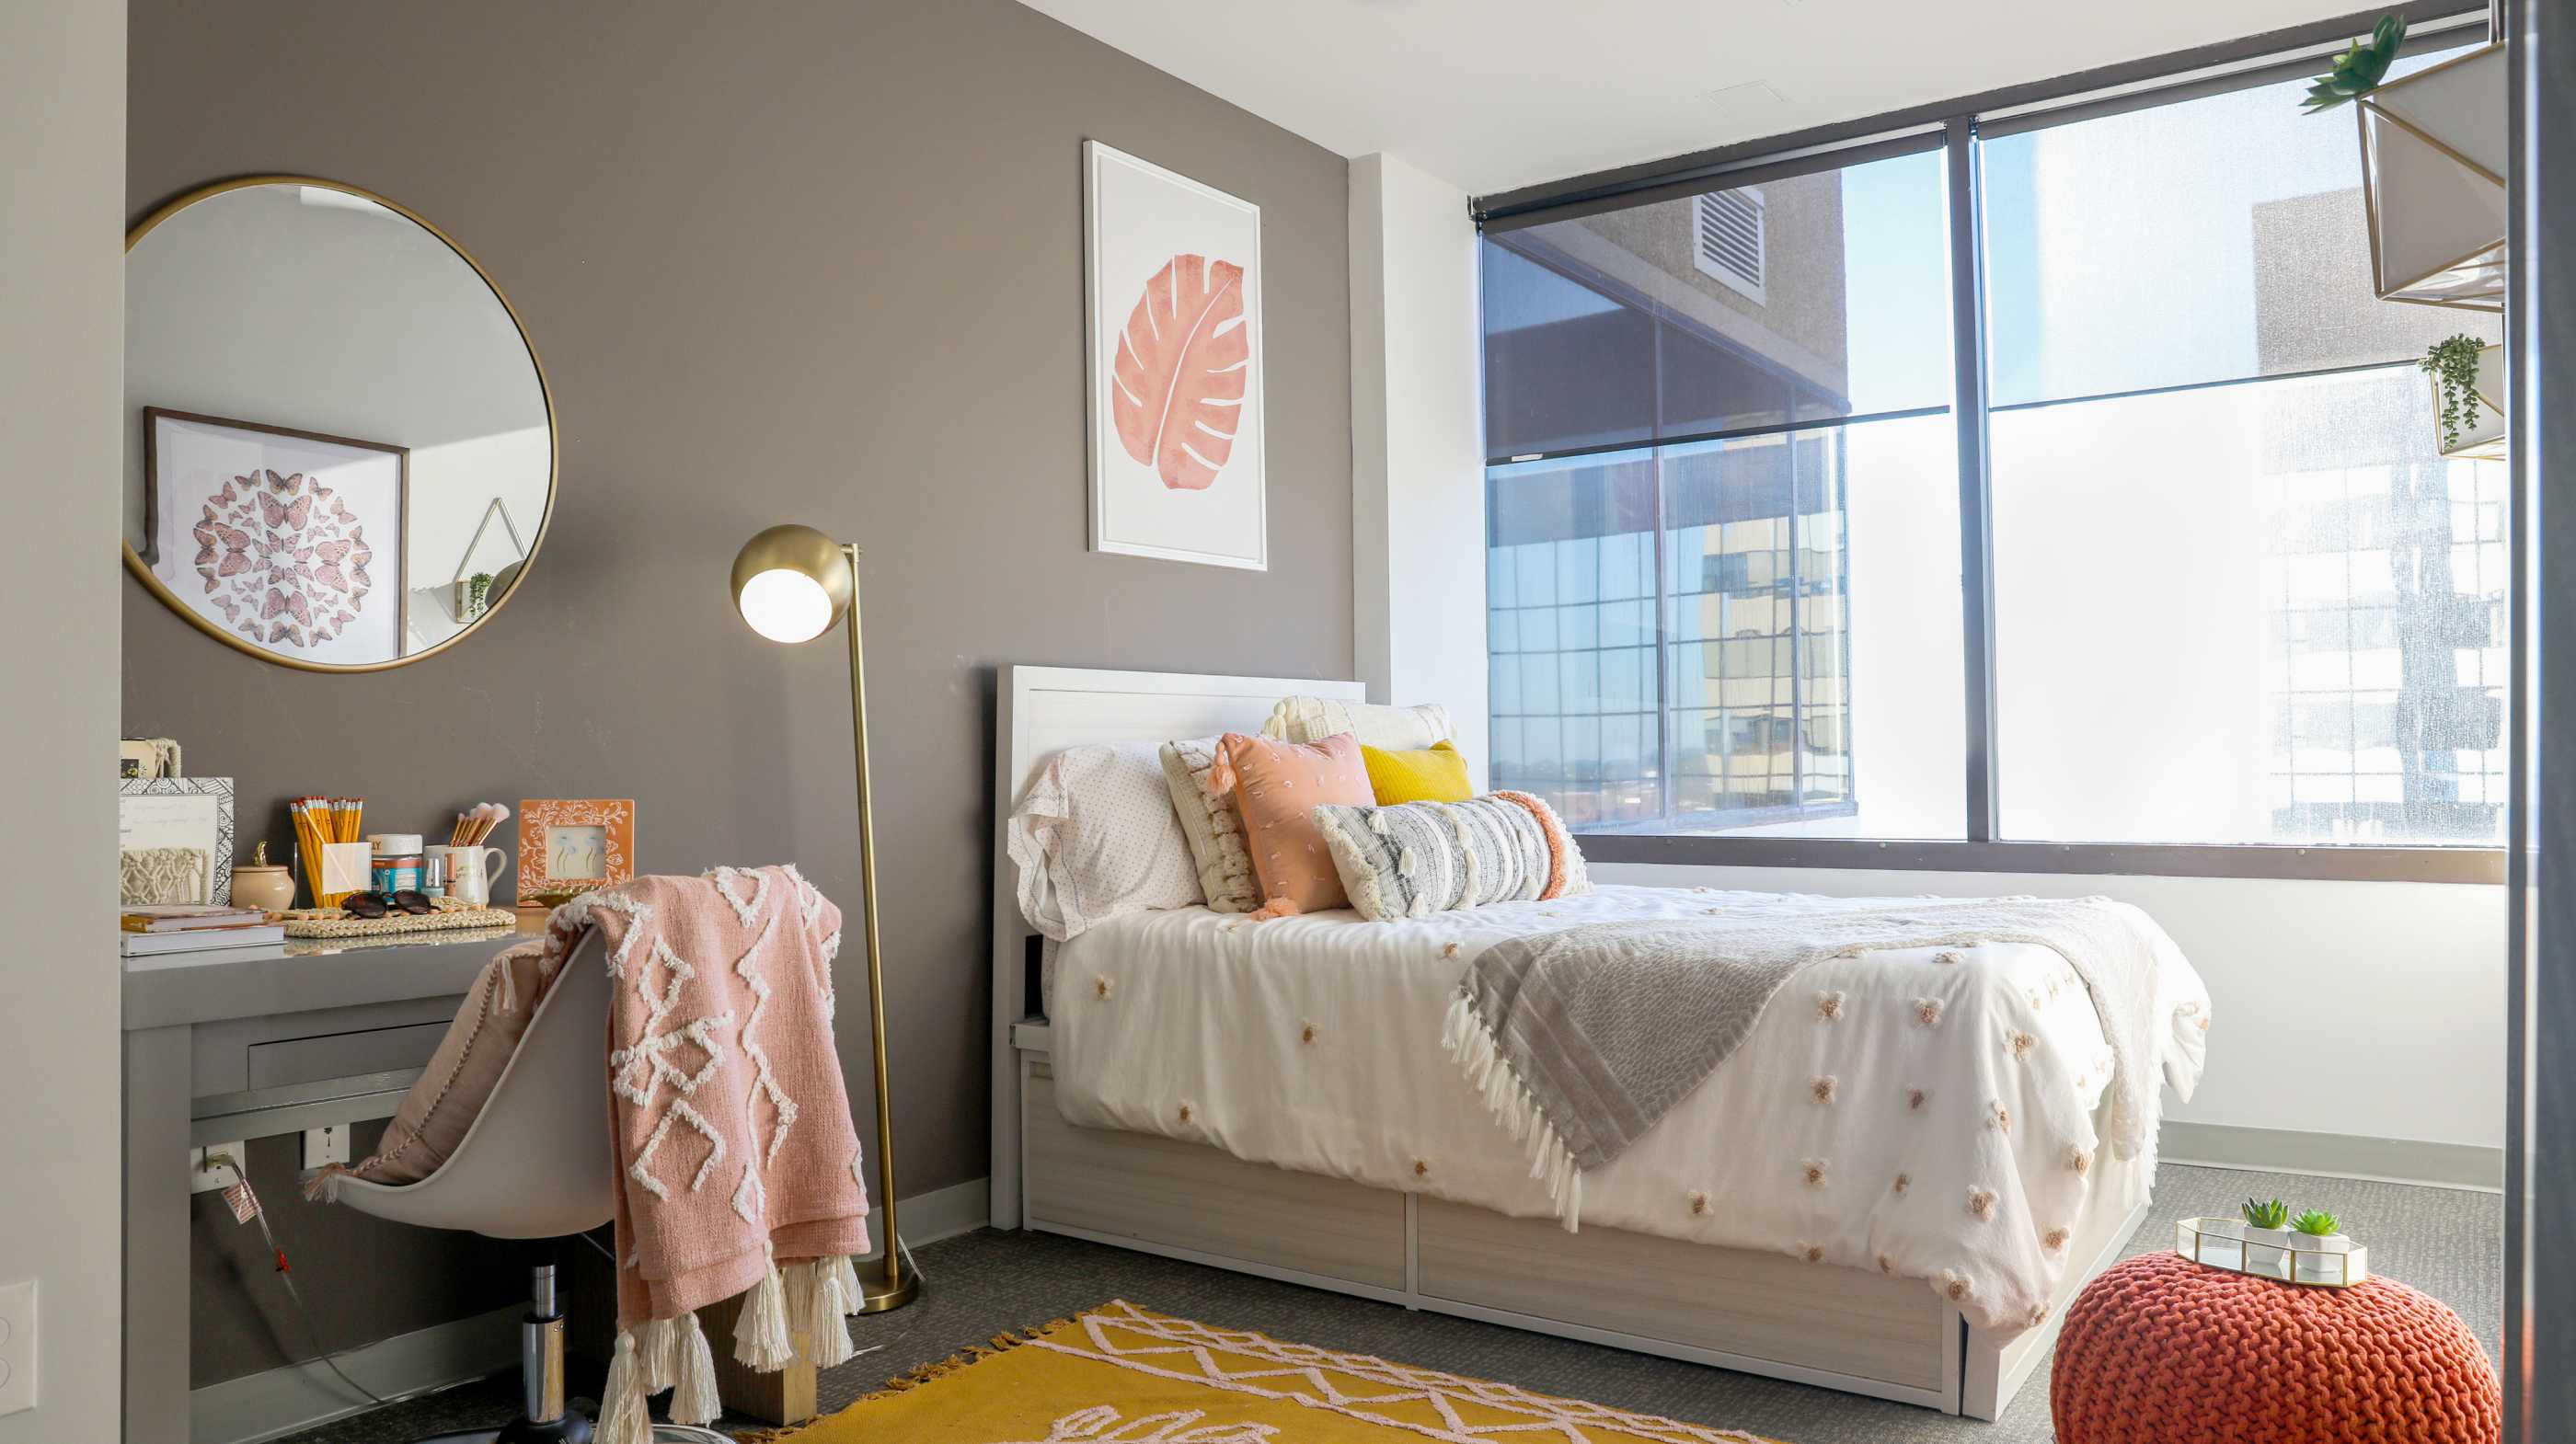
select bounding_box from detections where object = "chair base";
[416,1419,592,1443]
[408,1395,596,1442]
[415,1415,730,1442]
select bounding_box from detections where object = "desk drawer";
[247,1021,451,1090]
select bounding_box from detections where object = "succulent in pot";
[2241,1198,2293,1236]
[2288,1209,2356,1284]
[2237,1198,2296,1277]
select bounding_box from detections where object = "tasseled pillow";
[1312,792,1590,923]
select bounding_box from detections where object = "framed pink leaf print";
[1085,141,1266,570]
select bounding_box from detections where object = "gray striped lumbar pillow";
[1312,792,1591,923]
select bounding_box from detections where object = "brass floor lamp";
[728,522,921,1313]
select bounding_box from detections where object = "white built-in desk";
[121,917,544,1443]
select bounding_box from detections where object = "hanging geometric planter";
[2357,42,2507,311]
[2431,341,2505,459]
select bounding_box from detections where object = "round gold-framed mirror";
[122,176,556,672]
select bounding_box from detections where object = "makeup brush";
[470,802,512,846]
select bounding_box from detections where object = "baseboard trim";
[2164,1121,2503,1193]
[855,1175,992,1260]
[190,1302,522,1444]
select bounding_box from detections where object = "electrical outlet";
[190,1143,245,1195]
[0,1278,36,1416]
[303,1123,350,1171]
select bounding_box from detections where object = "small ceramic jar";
[230,864,295,912]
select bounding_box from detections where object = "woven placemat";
[282,902,523,939]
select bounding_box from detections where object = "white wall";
[1599,861,2505,1155]
[0,2,125,1438]
[1349,153,1489,777]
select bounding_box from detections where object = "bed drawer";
[1415,1198,1951,1392]
[1023,1066,1406,1289]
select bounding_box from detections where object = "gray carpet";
[280,1163,2499,1443]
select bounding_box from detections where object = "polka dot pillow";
[1006,741,1202,940]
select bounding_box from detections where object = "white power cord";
[203,1151,396,1410]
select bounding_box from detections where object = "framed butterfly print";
[143,408,409,666]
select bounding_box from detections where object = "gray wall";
[0,3,125,1439]
[128,0,1353,1384]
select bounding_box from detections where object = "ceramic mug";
[429,844,510,907]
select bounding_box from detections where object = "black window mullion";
[1945,116,2002,843]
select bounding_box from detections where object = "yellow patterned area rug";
[754,1299,1783,1443]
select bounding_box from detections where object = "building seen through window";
[1482,45,2504,847]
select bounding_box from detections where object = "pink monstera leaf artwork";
[1110,252,1249,491]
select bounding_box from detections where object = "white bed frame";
[989,664,2149,1419]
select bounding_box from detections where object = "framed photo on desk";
[518,798,633,905]
[118,776,233,906]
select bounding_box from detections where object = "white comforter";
[1045,884,2210,1332]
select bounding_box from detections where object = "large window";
[1480,33,2503,862]
[1484,151,1965,838]
[1982,61,2503,846]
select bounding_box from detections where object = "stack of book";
[120,903,287,957]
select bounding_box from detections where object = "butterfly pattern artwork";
[193,468,373,650]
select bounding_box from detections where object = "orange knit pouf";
[2052,1251,2499,1444]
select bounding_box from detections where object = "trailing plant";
[2243,1198,2292,1230]
[2422,334,2489,452]
[464,570,494,620]
[2293,1209,2341,1237]
[2304,15,2408,112]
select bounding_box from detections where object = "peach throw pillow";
[1209,731,1374,918]
[324,939,565,1190]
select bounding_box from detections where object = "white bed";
[990,664,2203,1418]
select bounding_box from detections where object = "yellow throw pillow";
[1361,739,1474,805]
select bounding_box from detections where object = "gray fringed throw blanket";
[1440,895,2168,1229]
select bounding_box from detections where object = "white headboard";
[987,665,1367,1228]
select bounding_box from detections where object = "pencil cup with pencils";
[289,796,374,908]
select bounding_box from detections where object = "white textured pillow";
[1261,696,1454,751]
[1158,737,1259,914]
[1006,742,1202,941]
[1314,792,1592,923]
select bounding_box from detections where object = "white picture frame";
[118,776,235,906]
[144,408,409,665]
[1084,140,1267,570]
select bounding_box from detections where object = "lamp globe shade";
[730,524,852,644]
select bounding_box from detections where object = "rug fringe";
[735,1316,1080,1443]
[1443,991,1584,1232]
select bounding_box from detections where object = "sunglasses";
[342,889,435,919]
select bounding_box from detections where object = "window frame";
[1473,3,2505,886]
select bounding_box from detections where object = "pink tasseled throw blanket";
[546,865,874,1440]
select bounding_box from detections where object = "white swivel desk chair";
[329,930,724,1443]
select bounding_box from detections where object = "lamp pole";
[841,542,917,1312]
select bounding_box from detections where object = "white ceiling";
[1014,0,2379,196]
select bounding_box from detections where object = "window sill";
[1576,832,2506,885]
